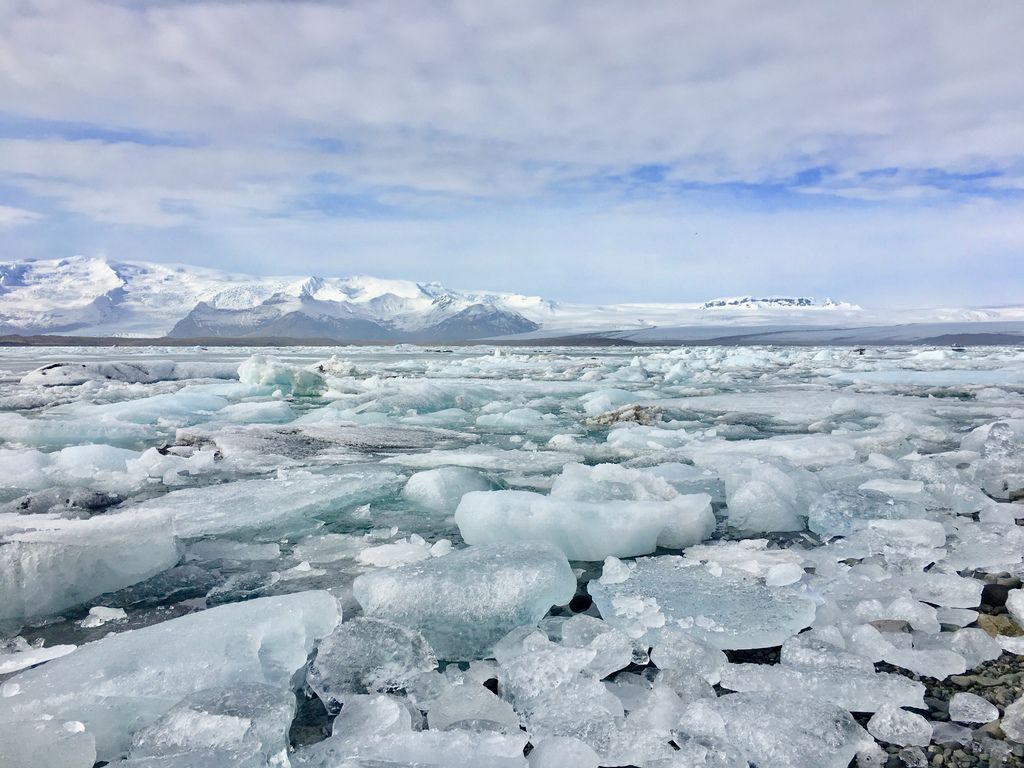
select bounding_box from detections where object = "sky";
[0,0,1022,307]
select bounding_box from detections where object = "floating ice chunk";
[898,572,982,610]
[866,704,932,746]
[383,447,583,474]
[599,555,633,585]
[356,534,451,567]
[780,630,875,674]
[975,421,1024,501]
[998,634,1024,655]
[936,607,978,627]
[606,424,691,451]
[684,539,806,581]
[477,407,557,430]
[515,677,626,758]
[0,719,96,768]
[944,519,1024,572]
[456,489,713,560]
[328,693,415,747]
[960,419,1024,453]
[0,411,155,449]
[0,509,179,620]
[127,684,295,766]
[402,466,493,513]
[625,683,690,734]
[1000,695,1024,743]
[80,606,127,628]
[131,468,402,538]
[214,400,295,424]
[580,389,659,417]
[291,533,369,564]
[551,463,716,550]
[528,736,600,768]
[307,617,437,710]
[765,563,804,586]
[185,540,281,562]
[427,682,520,731]
[715,457,820,532]
[496,633,596,707]
[645,462,726,502]
[924,628,1002,668]
[560,615,636,678]
[859,478,926,497]
[331,730,530,768]
[681,692,873,768]
[237,355,325,396]
[948,692,999,724]
[808,489,926,537]
[854,597,942,635]
[718,663,925,712]
[589,556,816,650]
[58,391,232,428]
[21,360,236,387]
[1007,588,1024,628]
[829,520,946,568]
[353,543,576,659]
[550,463,676,501]
[648,626,727,684]
[881,647,966,679]
[691,434,857,469]
[0,638,77,674]
[0,591,339,761]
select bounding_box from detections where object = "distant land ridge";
[1,256,1022,344]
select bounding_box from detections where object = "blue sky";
[0,0,1022,307]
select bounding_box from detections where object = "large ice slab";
[0,591,339,761]
[126,683,295,766]
[682,692,873,768]
[21,360,237,387]
[353,543,576,659]
[718,662,925,712]
[307,617,438,710]
[589,556,817,649]
[456,490,713,560]
[402,466,493,513]
[0,508,179,619]
[237,355,326,397]
[130,468,402,537]
[0,720,97,768]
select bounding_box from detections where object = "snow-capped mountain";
[1,256,1022,342]
[700,296,858,310]
[0,257,550,340]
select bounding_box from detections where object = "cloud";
[0,0,1021,303]
[0,204,41,228]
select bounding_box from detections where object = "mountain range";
[1,257,1022,344]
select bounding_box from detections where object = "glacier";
[0,342,1023,766]
[3,256,1024,343]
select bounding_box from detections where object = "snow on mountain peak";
[700,296,859,310]
[2,255,1019,341]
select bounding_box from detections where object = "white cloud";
[0,204,41,228]
[0,0,1020,304]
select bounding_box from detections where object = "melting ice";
[0,344,1023,767]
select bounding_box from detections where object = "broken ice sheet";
[589,555,816,649]
[3,345,1024,766]
[353,542,576,660]
[0,591,339,761]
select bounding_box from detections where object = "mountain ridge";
[1,256,1021,342]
